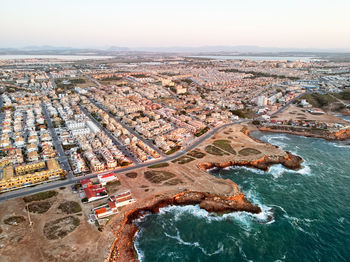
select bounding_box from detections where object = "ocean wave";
[164,229,224,256]
[238,245,253,262]
[330,142,349,148]
[134,228,145,262]
[267,162,313,177]
[158,201,274,227]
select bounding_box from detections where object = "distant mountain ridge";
[0,45,349,55]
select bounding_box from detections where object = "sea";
[134,131,350,262]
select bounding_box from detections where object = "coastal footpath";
[105,124,303,262]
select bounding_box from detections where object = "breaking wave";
[164,229,224,256]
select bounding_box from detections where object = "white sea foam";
[267,162,313,177]
[164,229,224,256]
[238,245,253,262]
[267,164,286,179]
[337,217,345,223]
[158,200,274,228]
[134,228,145,262]
[330,142,349,148]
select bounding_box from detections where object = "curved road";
[0,120,248,202]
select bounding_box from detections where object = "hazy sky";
[1,0,350,49]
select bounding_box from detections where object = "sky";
[0,0,350,50]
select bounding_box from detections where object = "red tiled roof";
[108,201,116,209]
[84,188,96,199]
[101,173,115,179]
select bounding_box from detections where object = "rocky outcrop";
[198,153,302,172]
[259,126,350,141]
[107,191,261,262]
[328,129,350,140]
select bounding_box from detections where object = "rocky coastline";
[107,191,261,262]
[106,124,305,262]
[258,126,350,141]
[198,153,302,172]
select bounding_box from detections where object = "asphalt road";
[79,105,139,163]
[0,120,247,202]
[271,92,305,117]
[41,103,73,178]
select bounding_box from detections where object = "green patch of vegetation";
[171,156,195,164]
[333,89,350,101]
[252,120,261,126]
[205,145,229,156]
[58,201,82,214]
[23,191,58,203]
[62,144,77,150]
[213,140,236,154]
[43,216,80,240]
[230,109,246,118]
[144,170,176,184]
[194,126,209,137]
[55,78,86,92]
[300,93,337,108]
[125,172,138,178]
[182,78,194,85]
[131,74,149,78]
[4,216,25,225]
[27,201,53,214]
[219,68,299,80]
[165,146,181,155]
[186,150,206,159]
[238,148,262,156]
[148,162,170,168]
[100,76,123,82]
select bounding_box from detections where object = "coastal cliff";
[107,191,261,262]
[259,126,350,141]
[106,124,305,262]
[198,153,302,172]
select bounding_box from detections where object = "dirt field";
[272,104,348,124]
[0,187,114,262]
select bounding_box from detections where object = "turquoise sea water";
[134,132,350,262]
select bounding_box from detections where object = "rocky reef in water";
[107,191,261,262]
